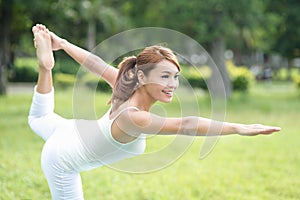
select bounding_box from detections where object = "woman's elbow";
[181,117,198,136]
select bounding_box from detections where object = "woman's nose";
[167,78,178,88]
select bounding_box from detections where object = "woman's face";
[141,59,180,103]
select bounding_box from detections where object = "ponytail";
[110,56,138,110]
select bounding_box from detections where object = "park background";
[1,0,300,199]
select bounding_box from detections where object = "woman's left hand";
[237,124,281,136]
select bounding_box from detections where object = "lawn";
[0,82,299,200]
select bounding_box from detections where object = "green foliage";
[54,73,76,88]
[181,62,254,92]
[9,56,111,92]
[81,73,111,93]
[227,60,255,92]
[10,57,254,93]
[9,57,38,82]
[122,0,275,53]
[181,66,211,90]
[267,0,300,59]
[292,73,300,90]
[273,68,300,81]
[54,72,111,92]
[3,0,300,96]
[54,57,81,75]
[273,68,290,81]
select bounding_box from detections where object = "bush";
[273,68,299,81]
[9,57,38,82]
[54,73,76,88]
[181,66,210,90]
[53,72,112,92]
[293,74,300,90]
[10,56,82,83]
[10,57,254,93]
[9,66,38,82]
[181,62,254,92]
[54,58,80,75]
[227,60,255,92]
[81,73,111,93]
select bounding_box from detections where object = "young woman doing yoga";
[28,24,281,199]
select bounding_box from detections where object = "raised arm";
[50,31,118,88]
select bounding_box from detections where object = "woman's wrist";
[49,32,67,51]
[228,123,241,135]
[59,39,68,51]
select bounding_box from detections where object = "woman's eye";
[161,75,169,78]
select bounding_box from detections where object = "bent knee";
[28,116,50,140]
[28,113,66,141]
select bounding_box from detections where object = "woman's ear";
[137,70,145,85]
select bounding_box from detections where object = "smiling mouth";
[162,90,174,96]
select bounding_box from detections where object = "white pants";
[28,87,84,200]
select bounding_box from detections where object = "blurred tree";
[120,0,269,98]
[1,0,297,95]
[267,0,300,79]
[267,0,300,60]
[53,0,126,50]
[0,0,126,94]
[0,0,12,95]
[0,0,56,95]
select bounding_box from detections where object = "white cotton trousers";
[28,87,84,200]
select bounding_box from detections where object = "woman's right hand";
[49,32,66,51]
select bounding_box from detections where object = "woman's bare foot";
[32,24,54,70]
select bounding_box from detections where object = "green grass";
[1,82,300,200]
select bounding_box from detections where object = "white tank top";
[57,107,146,172]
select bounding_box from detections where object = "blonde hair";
[110,45,180,110]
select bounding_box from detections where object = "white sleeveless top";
[57,107,146,172]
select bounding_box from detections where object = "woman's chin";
[160,97,173,103]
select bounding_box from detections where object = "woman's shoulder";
[109,105,141,121]
[118,108,161,131]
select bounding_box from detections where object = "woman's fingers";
[239,124,281,136]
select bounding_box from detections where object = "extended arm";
[50,32,118,88]
[118,111,281,137]
[178,116,281,136]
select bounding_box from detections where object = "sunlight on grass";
[1,82,299,199]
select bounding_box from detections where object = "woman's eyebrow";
[161,70,180,74]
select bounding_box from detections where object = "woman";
[29,24,280,199]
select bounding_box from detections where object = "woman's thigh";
[41,137,84,200]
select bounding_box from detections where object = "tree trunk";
[87,19,96,51]
[287,59,293,81]
[208,36,232,99]
[0,0,12,95]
